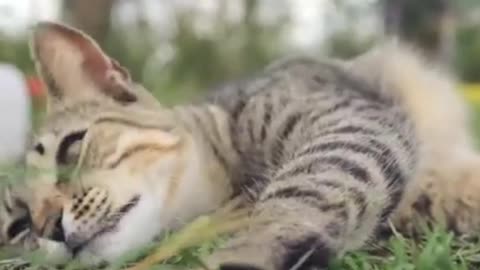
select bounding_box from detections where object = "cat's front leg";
[202,201,338,270]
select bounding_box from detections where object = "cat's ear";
[30,22,137,108]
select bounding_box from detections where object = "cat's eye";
[6,216,31,240]
[56,130,87,183]
[56,130,87,165]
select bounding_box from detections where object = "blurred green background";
[2,0,480,121]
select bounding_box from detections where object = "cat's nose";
[29,186,68,242]
[50,213,65,242]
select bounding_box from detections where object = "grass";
[113,226,480,270]
[3,204,480,270]
[11,222,479,270]
[139,225,480,270]
[51,222,480,270]
[331,228,480,270]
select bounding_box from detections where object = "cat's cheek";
[81,192,165,264]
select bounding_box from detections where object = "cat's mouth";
[68,195,141,257]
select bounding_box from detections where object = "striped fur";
[196,55,418,269]
[3,22,480,270]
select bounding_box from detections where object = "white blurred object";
[0,63,31,164]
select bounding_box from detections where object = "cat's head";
[11,21,230,265]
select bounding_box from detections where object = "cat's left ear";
[30,21,137,107]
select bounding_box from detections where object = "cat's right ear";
[29,21,140,110]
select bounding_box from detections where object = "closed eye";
[7,216,31,240]
[56,130,87,165]
[55,130,87,183]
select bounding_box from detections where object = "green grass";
[331,228,480,270]
[471,105,480,147]
[85,224,480,270]
[3,212,479,270]
[162,228,480,270]
[114,223,480,270]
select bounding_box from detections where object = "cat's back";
[206,52,416,190]
[208,56,394,111]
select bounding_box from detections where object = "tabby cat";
[2,21,480,270]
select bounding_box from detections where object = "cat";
[2,21,480,270]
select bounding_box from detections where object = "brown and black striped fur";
[194,54,418,270]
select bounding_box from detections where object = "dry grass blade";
[125,204,254,270]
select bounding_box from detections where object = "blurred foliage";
[2,0,480,107]
[456,24,480,82]
[67,0,290,104]
[1,0,290,105]
[323,0,378,59]
[324,29,375,60]
[384,0,453,57]
[0,34,34,75]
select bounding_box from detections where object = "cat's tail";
[345,41,475,158]
[346,41,480,236]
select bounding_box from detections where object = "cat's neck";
[171,103,240,195]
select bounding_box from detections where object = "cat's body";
[159,55,419,269]
[206,56,419,265]
[1,22,480,270]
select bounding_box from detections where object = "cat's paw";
[392,159,480,236]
